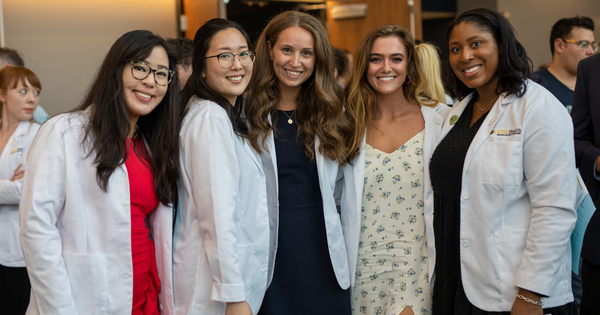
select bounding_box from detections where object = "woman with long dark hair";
[0,66,41,315]
[245,10,356,315]
[428,8,577,315]
[20,30,180,315]
[173,19,273,315]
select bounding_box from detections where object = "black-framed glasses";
[130,61,174,86]
[203,50,256,68]
[563,39,599,53]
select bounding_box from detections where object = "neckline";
[366,129,424,154]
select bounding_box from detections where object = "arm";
[572,59,600,183]
[184,105,246,303]
[19,119,78,314]
[0,125,40,204]
[514,98,577,296]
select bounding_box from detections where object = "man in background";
[166,38,193,91]
[0,47,50,124]
[533,16,596,112]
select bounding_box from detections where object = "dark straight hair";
[77,30,181,205]
[447,8,533,100]
[180,18,252,137]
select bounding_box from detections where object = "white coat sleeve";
[19,119,78,314]
[184,106,246,302]
[0,125,39,204]
[514,97,578,296]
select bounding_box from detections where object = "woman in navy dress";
[245,10,355,315]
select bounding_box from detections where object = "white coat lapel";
[239,136,262,170]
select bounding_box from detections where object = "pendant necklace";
[476,96,499,112]
[282,110,296,124]
[371,102,409,136]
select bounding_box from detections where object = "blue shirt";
[533,68,573,111]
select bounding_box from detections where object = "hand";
[225,301,253,315]
[596,156,600,172]
[511,289,543,315]
[10,164,24,182]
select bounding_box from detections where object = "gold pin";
[449,115,459,125]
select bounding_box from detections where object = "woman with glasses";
[20,30,180,315]
[0,66,41,315]
[172,19,272,315]
[245,11,355,315]
[428,8,577,314]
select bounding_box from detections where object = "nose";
[382,59,392,72]
[230,54,243,70]
[290,53,301,67]
[586,44,595,55]
[460,48,473,63]
[142,71,156,86]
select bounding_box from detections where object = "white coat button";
[489,119,495,125]
[462,240,469,247]
[435,118,441,125]
[329,241,333,247]
[462,193,469,200]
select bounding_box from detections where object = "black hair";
[0,47,25,67]
[447,8,533,100]
[180,18,251,137]
[550,16,595,56]
[333,47,349,78]
[77,30,181,205]
[166,37,193,69]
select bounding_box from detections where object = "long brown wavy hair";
[345,25,445,161]
[245,11,352,163]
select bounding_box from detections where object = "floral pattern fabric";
[351,130,432,315]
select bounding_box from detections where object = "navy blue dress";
[257,110,351,315]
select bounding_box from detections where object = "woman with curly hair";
[429,8,577,315]
[245,10,356,315]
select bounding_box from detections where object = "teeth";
[464,66,480,74]
[135,91,151,99]
[228,76,242,81]
[286,70,301,76]
[379,76,395,81]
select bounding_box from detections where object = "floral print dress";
[351,129,432,315]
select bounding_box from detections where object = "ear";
[554,38,565,54]
[334,68,338,78]
[268,41,273,60]
[0,89,5,103]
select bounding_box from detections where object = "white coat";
[19,112,175,315]
[343,103,450,292]
[260,119,357,291]
[172,97,273,315]
[0,120,40,267]
[425,81,577,311]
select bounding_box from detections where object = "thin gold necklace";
[281,110,296,124]
[371,102,409,136]
[476,96,499,112]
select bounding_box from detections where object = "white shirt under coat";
[343,103,450,292]
[425,80,577,311]
[19,112,175,315]
[0,120,40,267]
[172,97,273,315]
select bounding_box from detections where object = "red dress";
[125,137,160,315]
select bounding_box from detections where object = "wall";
[326,0,422,54]
[184,0,219,39]
[2,0,178,116]
[497,0,600,68]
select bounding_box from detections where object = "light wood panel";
[326,0,422,54]
[183,0,219,39]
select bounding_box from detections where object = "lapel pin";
[449,115,459,125]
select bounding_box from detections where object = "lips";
[134,91,153,101]
[378,76,396,81]
[226,75,243,83]
[462,65,481,76]
[285,69,303,77]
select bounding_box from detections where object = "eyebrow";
[449,35,482,46]
[215,45,249,51]
[370,53,405,58]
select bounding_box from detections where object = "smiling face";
[449,21,501,96]
[269,26,316,95]
[201,28,252,105]
[122,45,169,122]
[367,36,408,98]
[0,78,39,123]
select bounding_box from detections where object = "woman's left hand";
[10,164,24,181]
[511,288,543,315]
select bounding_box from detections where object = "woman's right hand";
[10,164,24,181]
[226,301,253,315]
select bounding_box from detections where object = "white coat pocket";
[494,229,528,298]
[62,252,108,315]
[482,141,522,186]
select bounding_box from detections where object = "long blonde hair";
[345,25,446,161]
[245,11,352,163]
